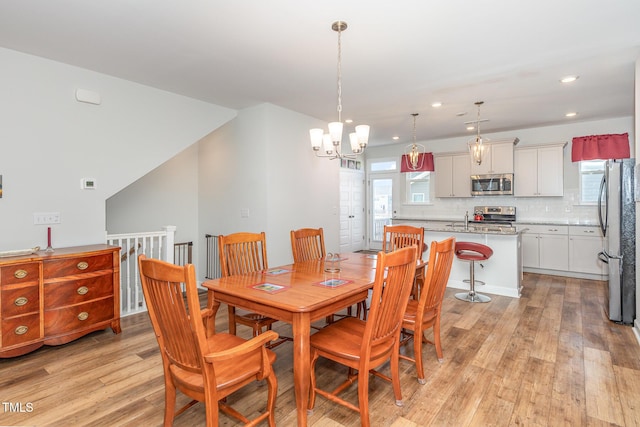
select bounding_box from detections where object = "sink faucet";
[464,211,469,230]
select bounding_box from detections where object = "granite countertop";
[424,223,523,236]
[393,217,598,227]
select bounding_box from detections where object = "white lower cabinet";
[521,224,606,278]
[521,225,568,271]
[568,226,606,275]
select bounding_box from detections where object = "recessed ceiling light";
[392,136,399,140]
[565,112,578,117]
[560,75,579,84]
[466,126,475,131]
[345,119,353,123]
[431,102,442,108]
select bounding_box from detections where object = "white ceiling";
[1,1,639,146]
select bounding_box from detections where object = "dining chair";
[218,232,290,348]
[290,227,326,263]
[290,227,367,320]
[308,245,418,427]
[382,224,427,297]
[137,254,279,427]
[400,237,455,384]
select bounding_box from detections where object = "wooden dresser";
[0,244,121,358]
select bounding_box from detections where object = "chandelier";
[465,101,489,165]
[310,21,370,160]
[404,113,426,170]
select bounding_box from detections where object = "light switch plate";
[34,212,61,225]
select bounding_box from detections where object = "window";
[406,171,431,204]
[370,160,397,172]
[579,160,605,204]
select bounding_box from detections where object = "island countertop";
[392,217,598,231]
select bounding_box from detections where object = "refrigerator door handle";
[600,249,622,260]
[597,173,608,237]
[598,251,609,264]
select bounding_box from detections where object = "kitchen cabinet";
[521,224,569,271]
[434,153,471,198]
[568,226,606,275]
[0,245,120,358]
[470,139,518,175]
[514,143,566,197]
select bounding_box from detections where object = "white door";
[339,169,365,253]
[368,173,397,250]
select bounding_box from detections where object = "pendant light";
[404,113,426,170]
[466,101,489,165]
[310,21,370,160]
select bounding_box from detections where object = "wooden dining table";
[203,252,379,426]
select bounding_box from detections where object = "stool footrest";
[455,292,491,303]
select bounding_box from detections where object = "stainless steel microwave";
[470,173,513,196]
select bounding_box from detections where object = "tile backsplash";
[397,187,599,224]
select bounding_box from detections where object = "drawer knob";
[77,261,89,270]
[77,286,89,295]
[14,296,28,306]
[78,311,89,321]
[15,325,28,335]
[14,269,28,279]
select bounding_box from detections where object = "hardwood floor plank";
[471,297,527,371]
[509,357,555,426]
[530,292,563,363]
[0,273,638,427]
[613,365,640,426]
[584,347,625,425]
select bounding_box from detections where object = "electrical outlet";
[33,212,61,225]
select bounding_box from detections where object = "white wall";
[0,47,236,251]
[106,143,200,249]
[365,116,634,223]
[197,103,339,273]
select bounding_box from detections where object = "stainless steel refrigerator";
[598,158,636,324]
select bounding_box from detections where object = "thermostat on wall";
[81,178,96,189]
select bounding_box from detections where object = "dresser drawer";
[2,285,40,318]
[44,273,113,309]
[44,253,113,279]
[1,262,40,286]
[44,297,114,335]
[2,313,41,347]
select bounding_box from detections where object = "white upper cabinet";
[470,138,518,175]
[434,153,472,198]
[514,142,566,197]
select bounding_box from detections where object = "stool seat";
[455,242,493,261]
[455,242,492,303]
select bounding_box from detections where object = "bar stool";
[454,242,493,303]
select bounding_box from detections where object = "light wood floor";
[1,273,639,426]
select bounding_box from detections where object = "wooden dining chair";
[138,254,279,427]
[309,245,418,427]
[383,224,427,297]
[290,227,367,320]
[290,227,326,263]
[400,237,455,384]
[218,231,289,348]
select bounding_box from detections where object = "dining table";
[203,251,379,426]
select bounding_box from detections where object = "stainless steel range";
[471,206,516,225]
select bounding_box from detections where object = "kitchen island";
[397,220,525,298]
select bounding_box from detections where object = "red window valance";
[400,152,435,172]
[571,133,630,162]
